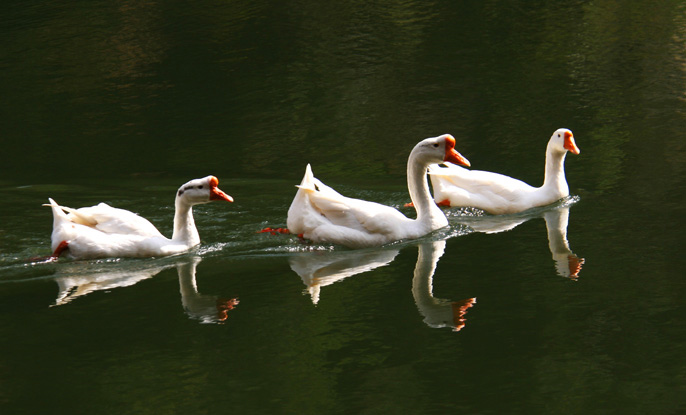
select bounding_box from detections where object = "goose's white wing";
[429,164,537,214]
[287,165,412,247]
[47,200,164,237]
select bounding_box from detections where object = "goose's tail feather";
[295,163,316,191]
[43,198,97,227]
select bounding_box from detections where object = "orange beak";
[444,135,471,167]
[209,176,234,202]
[564,131,580,155]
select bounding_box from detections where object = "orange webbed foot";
[51,241,69,259]
[258,227,291,235]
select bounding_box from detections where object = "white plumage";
[45,176,233,259]
[287,134,470,248]
[429,128,580,214]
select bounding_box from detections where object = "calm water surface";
[1,1,685,414]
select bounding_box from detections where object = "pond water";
[1,1,685,414]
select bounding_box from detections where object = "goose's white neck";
[172,199,200,247]
[542,145,570,196]
[408,156,448,229]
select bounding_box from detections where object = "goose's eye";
[558,134,561,137]
[432,143,439,148]
[197,185,203,189]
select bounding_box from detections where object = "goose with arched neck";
[287,134,470,248]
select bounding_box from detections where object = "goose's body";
[428,129,580,215]
[45,176,233,259]
[287,134,470,248]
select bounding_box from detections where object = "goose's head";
[413,134,471,167]
[176,176,234,205]
[550,128,580,155]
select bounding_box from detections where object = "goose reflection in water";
[48,256,238,323]
[288,241,476,332]
[412,240,476,332]
[452,201,584,279]
[177,256,239,324]
[51,260,177,306]
[289,249,400,305]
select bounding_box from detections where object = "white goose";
[45,176,233,259]
[428,128,580,214]
[287,134,470,248]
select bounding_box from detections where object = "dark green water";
[2,1,685,414]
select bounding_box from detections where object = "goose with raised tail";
[286,134,470,248]
[428,128,580,214]
[44,176,233,259]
